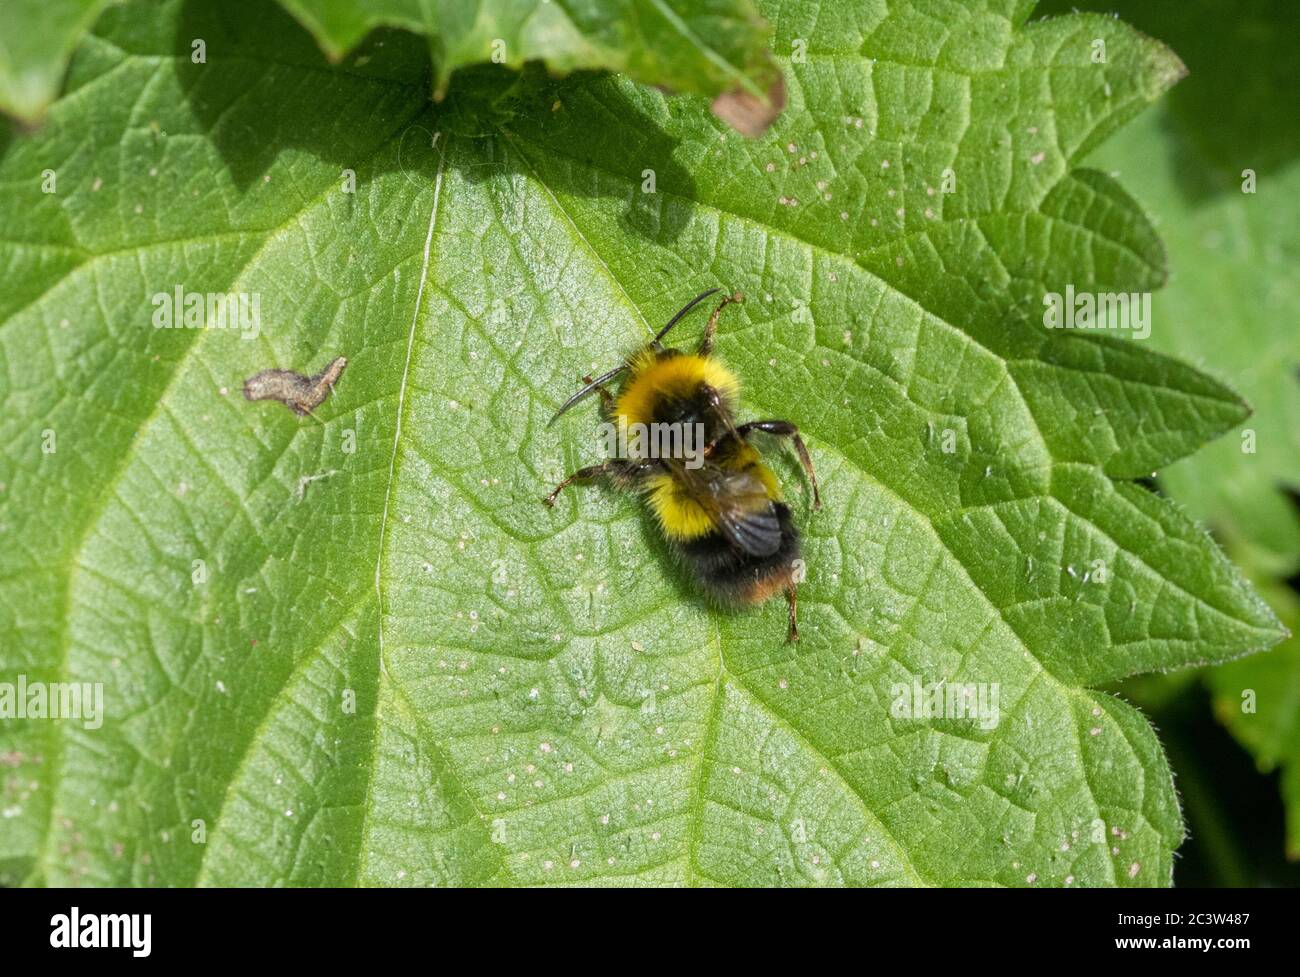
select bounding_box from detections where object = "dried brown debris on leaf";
[243,356,347,416]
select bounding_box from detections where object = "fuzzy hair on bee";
[544,289,821,642]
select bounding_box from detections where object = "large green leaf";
[0,0,1283,887]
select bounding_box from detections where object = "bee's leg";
[543,461,621,506]
[785,584,799,643]
[737,420,822,510]
[542,459,654,506]
[697,291,744,356]
[581,374,616,416]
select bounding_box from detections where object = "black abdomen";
[675,503,801,605]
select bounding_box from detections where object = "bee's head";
[547,288,722,427]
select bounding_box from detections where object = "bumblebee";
[544,289,821,641]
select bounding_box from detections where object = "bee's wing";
[716,499,783,557]
[670,461,783,558]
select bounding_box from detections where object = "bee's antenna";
[547,289,723,427]
[652,288,721,348]
[546,364,627,427]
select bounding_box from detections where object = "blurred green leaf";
[0,0,782,132]
[276,0,780,105]
[0,0,1283,887]
[1207,573,1300,859]
[1090,122,1300,573]
[0,0,116,123]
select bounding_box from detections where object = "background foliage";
[1041,0,1300,885]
